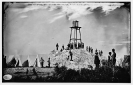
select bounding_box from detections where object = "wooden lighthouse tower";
[68,20,84,49]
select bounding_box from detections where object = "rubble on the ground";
[49,49,106,70]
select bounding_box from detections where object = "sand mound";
[49,49,106,70]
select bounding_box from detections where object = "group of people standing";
[56,43,117,69]
[86,46,93,53]
[56,43,65,52]
[94,48,117,69]
[108,49,116,67]
[39,57,51,68]
[86,46,103,56]
[56,42,85,51]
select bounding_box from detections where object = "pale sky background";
[3,2,130,64]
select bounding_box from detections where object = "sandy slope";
[50,49,106,70]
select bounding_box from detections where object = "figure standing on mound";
[94,52,100,69]
[101,50,103,56]
[108,52,112,67]
[86,46,89,52]
[89,46,91,52]
[78,42,80,49]
[90,47,92,53]
[56,43,59,50]
[62,45,64,50]
[91,48,93,53]
[111,49,116,67]
[69,50,73,61]
[95,49,98,54]
[99,50,101,56]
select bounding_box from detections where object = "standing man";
[86,46,89,52]
[99,50,101,56]
[89,46,91,53]
[40,57,44,68]
[69,50,73,61]
[95,49,98,54]
[62,45,64,50]
[94,52,100,69]
[108,52,112,67]
[101,50,103,56]
[47,58,51,67]
[111,49,116,67]
[92,48,93,54]
[56,43,59,50]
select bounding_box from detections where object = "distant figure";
[94,52,100,69]
[56,43,59,50]
[91,49,93,53]
[89,46,91,52]
[95,49,98,54]
[67,43,70,50]
[47,58,51,67]
[108,52,112,67]
[78,42,81,49]
[62,45,64,50]
[86,46,89,52]
[69,50,73,61]
[40,57,44,68]
[71,42,74,49]
[75,43,77,49]
[111,49,116,67]
[80,42,83,48]
[99,50,101,56]
[90,47,92,53]
[26,68,29,75]
[101,50,103,56]
[82,42,84,48]
[33,68,37,76]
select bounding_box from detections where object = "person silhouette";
[108,52,112,67]
[62,45,64,50]
[40,57,44,68]
[56,43,59,50]
[89,46,91,52]
[94,52,100,69]
[47,58,51,67]
[111,49,116,67]
[69,50,73,61]
[86,46,89,51]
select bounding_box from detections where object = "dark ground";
[2,66,131,83]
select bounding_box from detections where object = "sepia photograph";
[2,2,131,83]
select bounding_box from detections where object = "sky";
[3,2,130,63]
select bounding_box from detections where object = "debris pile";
[49,49,106,70]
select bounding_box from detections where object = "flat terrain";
[3,67,55,81]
